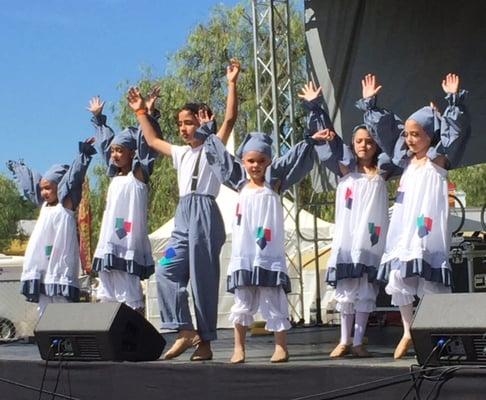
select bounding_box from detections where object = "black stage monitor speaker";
[411,293,486,366]
[34,303,165,361]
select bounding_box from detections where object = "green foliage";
[0,175,37,252]
[88,2,310,240]
[449,164,486,207]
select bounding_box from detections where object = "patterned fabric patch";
[45,245,53,257]
[368,222,381,246]
[123,221,132,233]
[345,187,353,209]
[159,247,176,266]
[115,217,132,239]
[417,214,433,238]
[256,227,272,250]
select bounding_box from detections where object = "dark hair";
[197,103,213,119]
[350,125,381,168]
[177,102,213,119]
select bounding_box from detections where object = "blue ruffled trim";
[302,97,324,112]
[227,268,291,294]
[355,96,377,111]
[20,280,80,303]
[445,89,467,106]
[326,263,378,287]
[92,255,154,280]
[377,258,452,287]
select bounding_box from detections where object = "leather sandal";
[329,344,351,358]
[163,330,201,360]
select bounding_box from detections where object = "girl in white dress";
[88,94,159,312]
[199,89,331,363]
[358,73,470,359]
[300,82,389,358]
[7,139,96,316]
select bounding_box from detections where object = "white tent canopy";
[147,183,334,329]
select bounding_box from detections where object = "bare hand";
[87,96,105,116]
[197,108,214,125]
[227,58,241,84]
[146,86,160,113]
[441,73,460,95]
[312,128,335,142]
[126,87,146,112]
[298,81,322,102]
[361,74,382,99]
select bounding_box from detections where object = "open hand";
[312,128,336,142]
[298,81,322,102]
[227,58,241,84]
[197,108,214,125]
[127,87,146,112]
[442,73,460,95]
[361,74,382,99]
[88,96,105,115]
[146,86,160,113]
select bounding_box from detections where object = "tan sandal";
[394,337,413,360]
[230,348,245,364]
[329,344,351,358]
[270,348,289,363]
[163,330,201,360]
[351,345,372,358]
[190,342,213,361]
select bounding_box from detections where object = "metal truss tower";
[251,0,305,323]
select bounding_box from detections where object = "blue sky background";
[0,0,242,176]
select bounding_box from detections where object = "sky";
[0,0,242,176]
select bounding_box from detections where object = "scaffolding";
[251,0,306,323]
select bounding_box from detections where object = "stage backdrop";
[305,0,486,169]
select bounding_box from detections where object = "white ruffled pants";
[229,286,291,332]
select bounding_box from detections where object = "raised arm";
[270,130,333,194]
[58,138,97,210]
[131,125,160,183]
[356,74,403,159]
[299,81,355,177]
[198,120,246,191]
[433,74,470,169]
[88,96,114,167]
[6,160,43,207]
[216,59,240,145]
[127,87,172,157]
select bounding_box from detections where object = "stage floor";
[0,324,411,366]
[1,325,484,399]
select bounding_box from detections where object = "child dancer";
[7,139,96,316]
[358,73,470,359]
[127,60,240,361]
[198,89,331,363]
[88,91,159,312]
[300,82,389,358]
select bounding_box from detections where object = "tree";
[450,164,486,208]
[88,1,309,239]
[0,175,37,252]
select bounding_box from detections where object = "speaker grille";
[76,336,101,359]
[472,337,486,362]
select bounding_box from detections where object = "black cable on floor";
[51,341,64,399]
[38,344,54,400]
[0,376,80,400]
